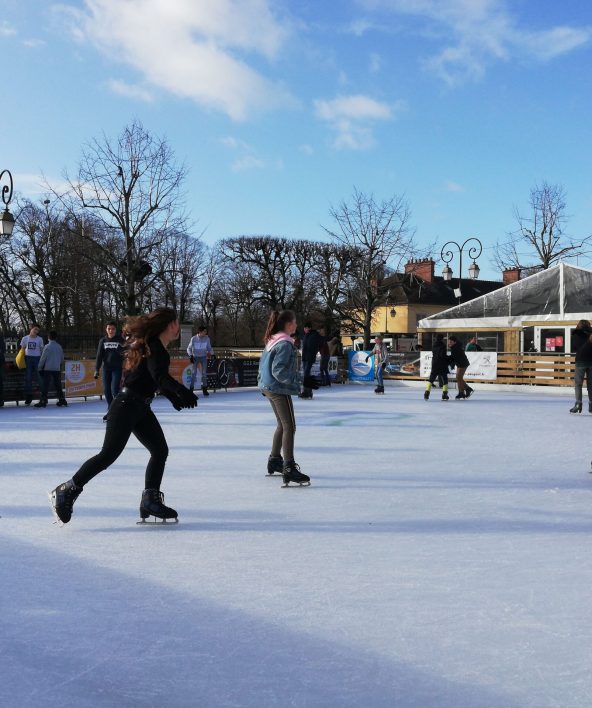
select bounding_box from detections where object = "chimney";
[503,267,521,285]
[405,258,435,283]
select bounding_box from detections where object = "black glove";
[303,375,320,390]
[189,355,195,364]
[177,387,198,409]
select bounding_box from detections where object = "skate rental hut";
[417,263,592,386]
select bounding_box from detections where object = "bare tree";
[323,188,414,348]
[494,181,592,272]
[65,120,188,314]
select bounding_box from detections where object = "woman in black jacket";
[424,334,450,400]
[50,308,198,525]
[570,319,592,414]
[448,336,472,399]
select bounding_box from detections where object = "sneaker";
[139,489,178,521]
[282,460,310,487]
[570,402,583,414]
[423,390,430,400]
[50,479,82,524]
[267,455,283,476]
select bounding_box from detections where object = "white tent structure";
[418,263,592,353]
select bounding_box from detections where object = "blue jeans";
[103,366,122,407]
[375,364,384,387]
[25,356,42,395]
[190,357,208,389]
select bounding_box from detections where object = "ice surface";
[1,384,591,707]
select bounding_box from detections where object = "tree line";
[1,121,587,349]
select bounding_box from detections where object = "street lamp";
[440,237,482,303]
[0,169,15,237]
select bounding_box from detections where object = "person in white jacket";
[186,326,214,396]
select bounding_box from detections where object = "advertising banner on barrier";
[348,351,374,382]
[420,351,498,380]
[65,360,103,397]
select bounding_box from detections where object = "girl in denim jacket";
[258,310,315,487]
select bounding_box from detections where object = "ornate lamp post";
[0,169,15,237]
[440,237,482,303]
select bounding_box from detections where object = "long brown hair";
[263,310,296,344]
[123,307,178,371]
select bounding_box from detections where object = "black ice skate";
[570,402,583,414]
[34,397,48,408]
[56,398,68,407]
[49,479,82,525]
[282,460,310,488]
[424,390,430,400]
[374,385,384,394]
[201,386,210,397]
[24,395,32,406]
[267,455,283,476]
[589,401,592,414]
[465,386,474,399]
[442,392,449,400]
[455,392,466,399]
[138,489,178,524]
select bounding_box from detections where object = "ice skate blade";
[281,481,311,488]
[136,517,179,525]
[47,490,64,526]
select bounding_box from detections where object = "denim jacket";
[258,340,301,395]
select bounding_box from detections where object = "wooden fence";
[385,353,577,387]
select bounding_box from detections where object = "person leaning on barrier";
[569,319,592,415]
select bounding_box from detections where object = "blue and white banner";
[348,351,375,382]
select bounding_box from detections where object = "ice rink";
[1,383,591,707]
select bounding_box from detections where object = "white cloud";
[299,144,314,155]
[221,135,273,172]
[369,52,382,73]
[357,0,592,85]
[0,21,17,37]
[107,79,154,102]
[23,38,46,48]
[314,94,404,150]
[54,0,294,120]
[445,181,464,192]
[13,173,70,198]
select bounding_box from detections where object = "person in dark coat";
[424,334,450,400]
[95,322,125,415]
[570,319,592,414]
[299,322,322,399]
[0,330,5,406]
[448,335,472,399]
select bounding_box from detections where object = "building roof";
[381,272,503,308]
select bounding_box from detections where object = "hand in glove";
[303,375,320,390]
[94,371,99,379]
[168,387,198,411]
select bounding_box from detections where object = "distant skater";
[94,322,125,419]
[448,335,472,399]
[570,319,592,414]
[50,308,198,525]
[258,310,317,486]
[366,334,389,394]
[424,334,450,400]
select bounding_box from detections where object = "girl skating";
[50,308,198,525]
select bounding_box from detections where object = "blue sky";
[2,0,591,280]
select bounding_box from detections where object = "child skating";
[258,310,318,487]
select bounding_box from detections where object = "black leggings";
[263,391,296,461]
[72,393,169,490]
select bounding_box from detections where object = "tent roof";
[419,263,592,329]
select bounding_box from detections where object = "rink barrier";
[384,352,577,387]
